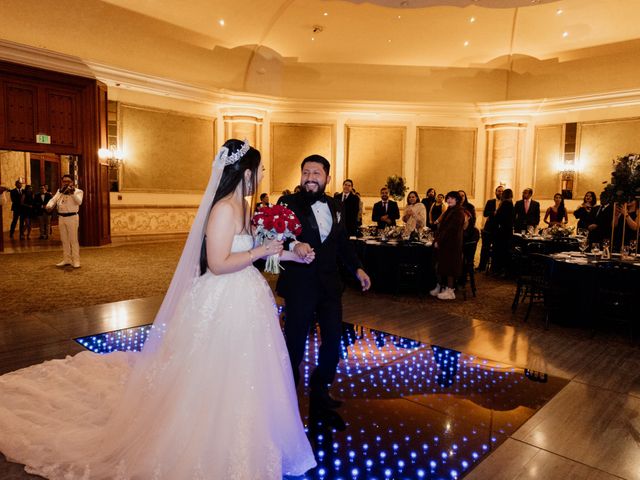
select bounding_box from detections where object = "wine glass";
[527,225,535,237]
[591,242,601,261]
[630,239,638,256]
[578,236,589,254]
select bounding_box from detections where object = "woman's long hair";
[407,190,420,205]
[554,192,566,219]
[583,191,597,206]
[200,139,261,274]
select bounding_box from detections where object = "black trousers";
[283,289,342,389]
[478,230,493,270]
[10,211,25,236]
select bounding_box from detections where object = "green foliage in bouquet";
[386,175,408,201]
[545,224,574,238]
[602,153,640,204]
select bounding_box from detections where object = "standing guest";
[256,192,272,210]
[33,185,53,239]
[478,185,503,272]
[21,185,35,239]
[47,174,83,268]
[428,193,446,229]
[544,193,568,226]
[431,191,465,300]
[421,188,436,217]
[573,191,598,231]
[402,190,427,234]
[353,189,364,232]
[458,190,476,241]
[588,191,612,245]
[372,186,400,229]
[9,180,25,239]
[611,199,639,250]
[492,188,515,275]
[514,188,541,232]
[334,179,360,237]
[277,155,370,412]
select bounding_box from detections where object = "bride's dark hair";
[200,139,261,275]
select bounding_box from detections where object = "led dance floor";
[76,323,567,479]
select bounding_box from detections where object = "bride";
[0,139,317,479]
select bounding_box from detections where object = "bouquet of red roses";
[252,204,303,273]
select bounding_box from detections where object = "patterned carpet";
[1,240,547,331]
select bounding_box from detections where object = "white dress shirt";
[47,188,84,213]
[311,200,333,243]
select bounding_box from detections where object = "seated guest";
[492,188,514,275]
[402,190,427,235]
[514,188,541,232]
[573,191,598,231]
[256,192,272,211]
[544,193,568,226]
[428,193,446,229]
[372,186,400,229]
[421,188,436,216]
[431,191,465,300]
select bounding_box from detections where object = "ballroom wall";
[100,87,640,238]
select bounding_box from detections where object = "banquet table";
[540,252,640,326]
[512,233,580,255]
[350,238,436,293]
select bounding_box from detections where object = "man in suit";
[513,188,540,232]
[478,185,503,272]
[33,185,53,239]
[277,155,371,411]
[9,179,25,239]
[333,179,360,237]
[371,186,400,229]
[588,192,612,245]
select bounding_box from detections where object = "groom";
[277,154,371,410]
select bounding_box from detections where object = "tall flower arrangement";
[601,153,640,204]
[386,175,408,201]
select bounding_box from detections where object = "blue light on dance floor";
[76,323,567,479]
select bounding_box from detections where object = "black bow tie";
[315,196,327,204]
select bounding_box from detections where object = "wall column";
[484,122,528,196]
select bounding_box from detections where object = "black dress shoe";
[310,388,343,409]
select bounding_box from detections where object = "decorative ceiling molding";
[2,39,640,123]
[336,0,559,8]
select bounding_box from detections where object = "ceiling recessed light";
[323,12,328,16]
[218,19,225,26]
[470,16,476,23]
[556,8,563,15]
[397,15,402,19]
[388,39,392,43]
[562,31,569,38]
[463,40,470,47]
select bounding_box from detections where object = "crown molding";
[2,39,640,122]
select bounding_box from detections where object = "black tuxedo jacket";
[10,188,23,212]
[276,193,362,300]
[333,192,360,236]
[371,200,400,229]
[513,199,540,231]
[32,192,53,216]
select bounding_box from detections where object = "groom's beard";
[300,181,326,204]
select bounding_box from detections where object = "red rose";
[273,218,286,234]
[263,216,274,230]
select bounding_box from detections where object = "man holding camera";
[47,174,83,268]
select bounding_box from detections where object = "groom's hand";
[356,268,371,291]
[293,242,314,259]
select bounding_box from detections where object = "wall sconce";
[558,162,577,200]
[98,146,125,192]
[98,146,125,169]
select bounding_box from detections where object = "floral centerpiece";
[252,204,302,274]
[544,224,574,238]
[386,175,408,201]
[601,153,640,204]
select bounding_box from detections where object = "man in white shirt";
[47,174,84,268]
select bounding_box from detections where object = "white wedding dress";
[0,234,316,479]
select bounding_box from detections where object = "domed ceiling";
[0,0,639,103]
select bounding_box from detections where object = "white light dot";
[562,31,569,38]
[311,37,315,41]
[323,12,328,16]
[470,16,476,23]
[218,19,225,26]
[397,15,401,19]
[388,39,392,43]
[463,40,470,47]
[556,8,563,15]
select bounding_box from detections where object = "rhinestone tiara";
[223,139,250,166]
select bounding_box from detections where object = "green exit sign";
[36,134,51,144]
